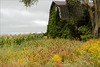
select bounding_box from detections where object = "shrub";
[0,37,4,47]
[78,25,93,41]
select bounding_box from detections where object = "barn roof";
[50,1,68,19]
[51,1,83,19]
[53,1,94,6]
[50,1,94,19]
[53,1,66,6]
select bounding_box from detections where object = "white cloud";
[1,0,64,35]
[1,8,48,26]
[34,20,48,26]
[1,8,34,18]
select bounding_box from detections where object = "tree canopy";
[66,0,100,38]
[20,0,38,7]
[82,0,100,38]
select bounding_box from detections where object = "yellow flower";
[25,47,27,50]
[17,59,24,63]
[26,51,29,54]
[29,47,31,49]
[89,39,93,41]
[98,54,100,58]
[29,55,34,62]
[35,54,41,60]
[76,38,100,65]
[98,60,100,63]
[52,54,62,62]
[35,54,40,58]
[90,62,94,64]
[67,55,70,58]
[22,51,25,54]
[97,41,99,44]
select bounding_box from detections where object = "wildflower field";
[0,34,100,67]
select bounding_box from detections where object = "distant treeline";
[0,33,44,47]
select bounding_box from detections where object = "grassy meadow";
[0,33,100,67]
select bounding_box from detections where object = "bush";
[78,25,93,41]
[60,18,75,39]
[0,37,4,47]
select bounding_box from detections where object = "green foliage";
[0,37,4,47]
[20,0,38,7]
[47,5,60,38]
[66,0,81,19]
[60,18,75,39]
[43,32,47,36]
[0,33,44,47]
[78,25,91,35]
[47,0,92,41]
[78,25,93,41]
[14,36,24,45]
[48,16,76,39]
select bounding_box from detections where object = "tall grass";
[0,34,100,67]
[0,37,83,67]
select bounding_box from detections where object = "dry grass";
[0,37,99,67]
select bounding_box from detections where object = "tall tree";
[66,0,100,38]
[20,0,38,7]
[82,0,100,38]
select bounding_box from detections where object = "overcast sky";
[0,0,65,35]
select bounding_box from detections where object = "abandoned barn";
[47,1,100,39]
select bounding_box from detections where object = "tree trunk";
[83,0,100,39]
[88,8,94,35]
[87,0,99,39]
[93,0,99,39]
[93,8,99,38]
[89,10,99,39]
[98,0,100,37]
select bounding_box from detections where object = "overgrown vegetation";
[0,34,100,67]
[0,0,99,67]
[0,33,44,47]
[47,2,92,41]
[47,5,60,38]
